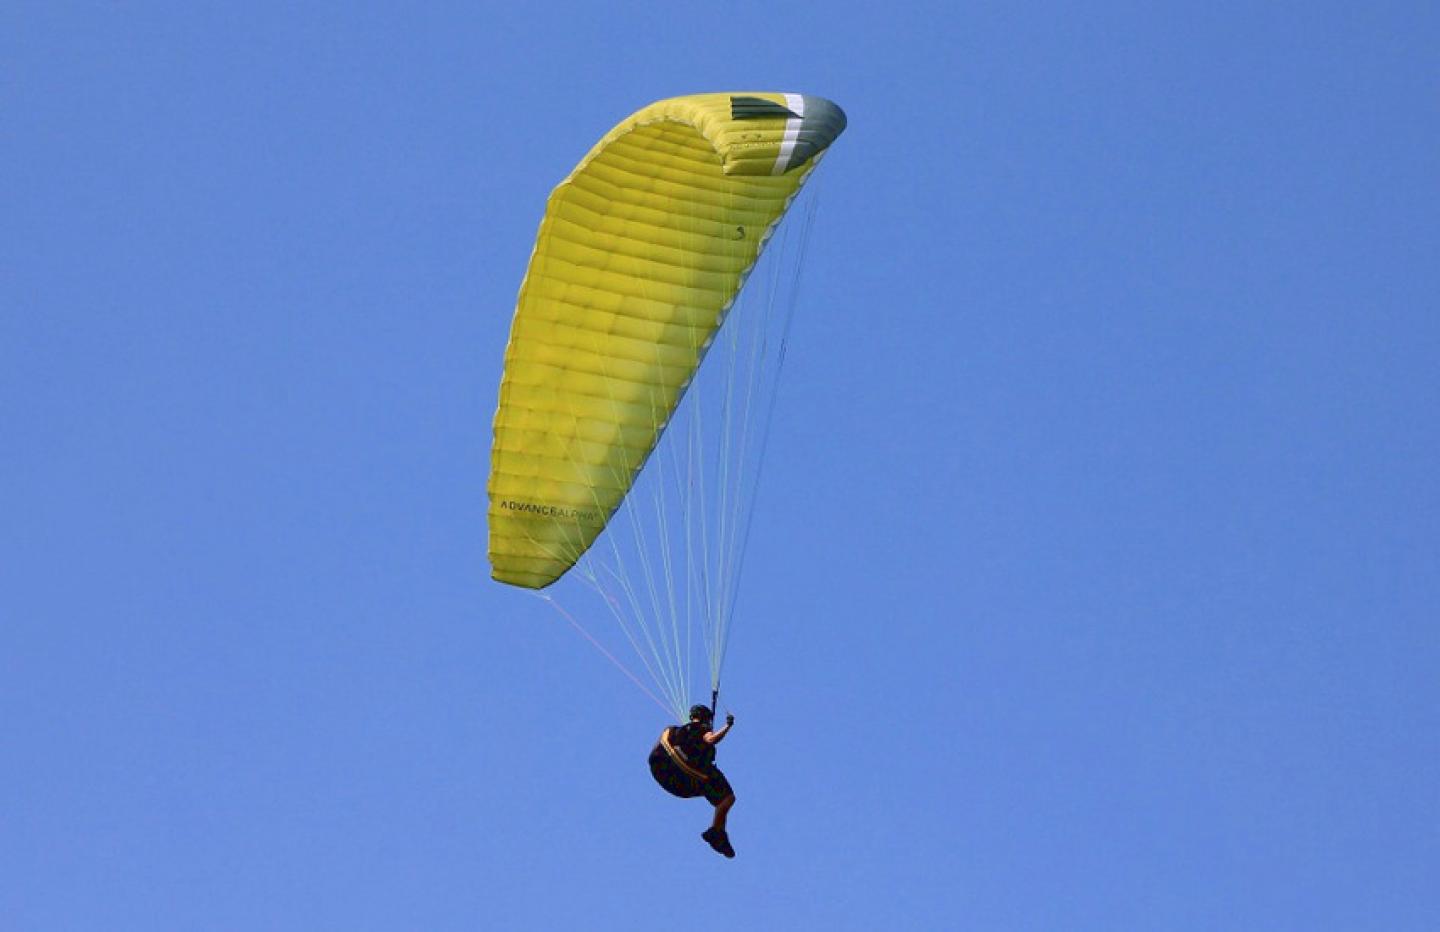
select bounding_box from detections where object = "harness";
[658,727,711,782]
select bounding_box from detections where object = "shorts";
[648,742,733,806]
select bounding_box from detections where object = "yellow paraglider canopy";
[489,92,846,588]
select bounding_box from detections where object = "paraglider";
[649,705,737,857]
[488,92,845,855]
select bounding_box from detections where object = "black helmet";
[689,704,714,722]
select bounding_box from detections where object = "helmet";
[689,704,714,722]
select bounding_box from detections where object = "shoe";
[702,827,735,858]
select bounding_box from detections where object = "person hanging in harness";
[648,704,737,857]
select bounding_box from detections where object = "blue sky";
[4,2,1437,929]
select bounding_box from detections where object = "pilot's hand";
[725,713,735,726]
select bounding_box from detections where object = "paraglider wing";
[488,92,846,588]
